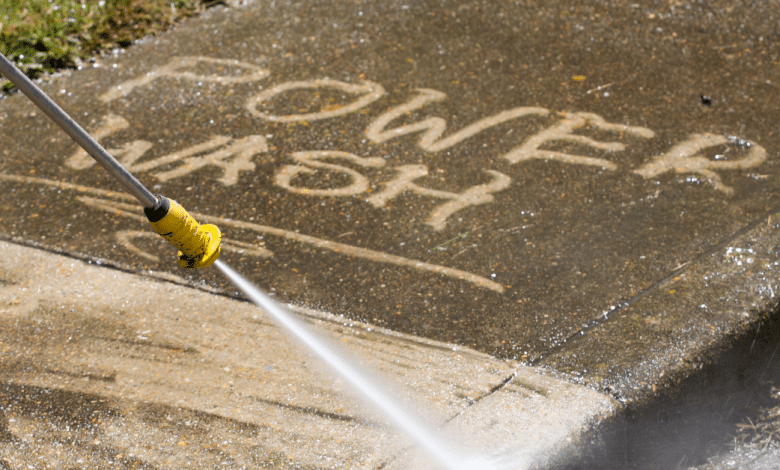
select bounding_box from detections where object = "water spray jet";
[214,259,503,470]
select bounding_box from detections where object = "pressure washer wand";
[0,53,156,207]
[0,52,221,268]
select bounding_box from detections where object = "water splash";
[214,259,501,470]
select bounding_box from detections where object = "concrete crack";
[444,370,518,425]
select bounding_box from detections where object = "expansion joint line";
[533,202,780,367]
[442,370,518,425]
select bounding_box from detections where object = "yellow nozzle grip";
[146,197,221,269]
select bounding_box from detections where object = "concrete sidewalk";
[2,0,780,467]
[0,240,616,469]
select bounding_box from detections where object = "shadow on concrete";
[555,300,780,470]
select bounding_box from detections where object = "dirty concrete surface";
[1,0,780,468]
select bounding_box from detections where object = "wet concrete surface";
[543,211,780,403]
[2,0,780,467]
[2,0,779,373]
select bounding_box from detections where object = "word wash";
[66,56,768,230]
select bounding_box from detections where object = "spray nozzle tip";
[146,195,222,268]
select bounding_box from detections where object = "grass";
[0,0,218,92]
[736,386,780,449]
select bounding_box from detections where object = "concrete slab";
[0,240,616,469]
[1,0,780,466]
[542,213,780,405]
[1,0,778,386]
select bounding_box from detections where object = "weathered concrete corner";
[542,212,780,405]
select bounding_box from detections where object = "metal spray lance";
[0,52,221,268]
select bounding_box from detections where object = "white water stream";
[214,259,502,470]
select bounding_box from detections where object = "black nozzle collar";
[144,195,171,222]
